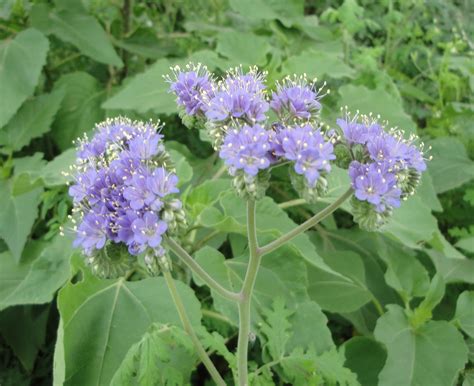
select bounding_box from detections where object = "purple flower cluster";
[270,76,323,121]
[338,115,427,213]
[219,124,273,176]
[206,67,269,123]
[70,117,180,256]
[166,63,214,116]
[274,124,335,187]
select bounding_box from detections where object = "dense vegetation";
[0,0,473,385]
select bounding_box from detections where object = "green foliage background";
[0,0,473,385]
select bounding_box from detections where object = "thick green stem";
[165,236,241,302]
[259,188,353,257]
[237,200,261,386]
[162,270,226,386]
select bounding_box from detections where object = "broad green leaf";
[40,148,76,186]
[455,291,474,338]
[417,172,442,212]
[413,273,445,324]
[456,236,474,253]
[102,59,177,114]
[169,149,193,187]
[338,85,416,134]
[0,89,64,151]
[31,4,122,67]
[343,337,387,386]
[0,305,49,372]
[427,137,474,193]
[307,251,373,313]
[0,235,73,311]
[0,28,49,128]
[52,72,105,150]
[282,49,355,79]
[374,305,468,386]
[426,249,474,285]
[0,181,42,262]
[382,196,438,249]
[53,319,65,386]
[216,31,271,66]
[193,246,308,325]
[110,324,197,386]
[184,179,231,219]
[58,274,201,386]
[380,248,430,302]
[286,301,335,355]
[229,0,304,27]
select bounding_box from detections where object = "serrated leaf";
[282,49,355,79]
[374,305,468,386]
[58,275,202,386]
[0,89,64,151]
[455,291,474,338]
[31,4,122,66]
[0,181,42,262]
[0,28,49,128]
[216,31,271,66]
[102,59,176,114]
[51,72,105,150]
[0,235,73,311]
[427,137,474,193]
[110,324,197,386]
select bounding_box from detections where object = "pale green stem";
[165,236,241,302]
[162,270,226,386]
[259,188,353,257]
[237,199,261,386]
[278,198,306,209]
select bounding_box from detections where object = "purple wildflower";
[270,76,322,120]
[219,124,273,176]
[131,212,168,248]
[167,64,214,115]
[206,67,269,123]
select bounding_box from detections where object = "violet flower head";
[69,117,182,258]
[206,67,269,123]
[166,63,214,116]
[274,124,335,187]
[270,76,324,121]
[219,124,273,176]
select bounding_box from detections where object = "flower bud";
[88,242,136,279]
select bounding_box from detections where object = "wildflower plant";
[68,64,430,386]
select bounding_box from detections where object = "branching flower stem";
[259,188,353,257]
[165,236,241,302]
[162,270,226,386]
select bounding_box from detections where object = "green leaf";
[51,72,105,150]
[456,236,474,253]
[110,323,197,386]
[216,31,271,66]
[338,85,417,134]
[455,291,474,338]
[53,319,65,386]
[0,235,73,311]
[193,246,308,325]
[411,273,445,326]
[426,249,474,285]
[184,179,231,219]
[286,301,335,355]
[306,251,373,313]
[102,59,176,115]
[0,305,49,372]
[382,196,438,249]
[0,89,64,151]
[0,181,42,262]
[374,305,468,386]
[31,4,122,67]
[0,28,49,128]
[169,149,193,187]
[343,337,387,386]
[427,137,474,193]
[282,49,355,79]
[39,148,76,187]
[229,0,304,27]
[58,274,201,386]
